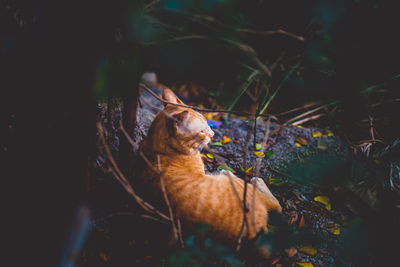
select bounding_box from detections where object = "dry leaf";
[324,129,334,137]
[295,142,302,148]
[296,137,309,145]
[206,153,214,159]
[296,262,314,267]
[285,247,298,257]
[99,252,110,262]
[204,113,213,120]
[299,246,317,256]
[221,136,231,144]
[314,195,331,210]
[327,223,341,235]
[298,214,306,228]
[254,151,265,158]
[312,132,322,138]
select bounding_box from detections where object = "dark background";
[2,0,400,265]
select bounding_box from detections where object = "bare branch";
[97,122,170,222]
[238,28,305,42]
[139,83,273,118]
[236,117,255,251]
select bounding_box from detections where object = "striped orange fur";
[138,88,281,246]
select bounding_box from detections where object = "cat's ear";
[173,110,190,133]
[162,88,185,106]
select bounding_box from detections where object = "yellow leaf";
[327,223,341,235]
[296,262,314,267]
[314,195,331,210]
[206,153,214,159]
[220,136,231,144]
[269,178,281,185]
[296,137,308,145]
[201,154,206,158]
[312,132,322,138]
[333,227,340,235]
[204,113,213,120]
[325,129,334,137]
[295,143,302,147]
[296,125,304,128]
[299,246,317,256]
[246,166,254,173]
[254,151,265,158]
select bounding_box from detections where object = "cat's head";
[159,88,214,153]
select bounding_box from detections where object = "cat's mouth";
[197,137,211,151]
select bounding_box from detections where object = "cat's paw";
[220,170,233,176]
[251,177,272,196]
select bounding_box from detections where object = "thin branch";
[269,100,339,137]
[251,117,271,235]
[97,122,170,222]
[255,118,271,178]
[157,155,182,246]
[291,114,325,126]
[236,117,255,251]
[238,28,305,42]
[139,83,273,118]
[274,102,320,117]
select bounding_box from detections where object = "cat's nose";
[208,129,215,138]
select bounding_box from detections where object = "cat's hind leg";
[251,177,282,212]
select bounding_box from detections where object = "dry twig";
[97,122,170,222]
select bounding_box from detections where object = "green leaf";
[210,142,223,146]
[255,143,262,150]
[218,165,234,172]
[265,150,274,159]
[224,70,260,120]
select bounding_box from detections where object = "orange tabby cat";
[138,88,281,245]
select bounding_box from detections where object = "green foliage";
[168,224,243,267]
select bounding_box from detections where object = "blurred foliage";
[3,0,400,266]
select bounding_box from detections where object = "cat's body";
[138,88,281,245]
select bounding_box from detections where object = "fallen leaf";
[265,150,274,159]
[210,142,223,147]
[207,119,222,128]
[254,151,265,158]
[221,136,231,144]
[296,125,303,128]
[299,246,317,256]
[233,139,240,144]
[206,153,214,159]
[295,143,302,148]
[298,215,306,228]
[218,165,234,172]
[312,132,322,138]
[225,129,230,133]
[246,166,254,175]
[296,137,309,145]
[99,252,110,262]
[314,195,331,210]
[204,113,213,120]
[271,256,281,265]
[296,262,314,267]
[255,143,262,150]
[285,247,298,257]
[325,129,334,137]
[327,223,341,235]
[317,140,328,151]
[269,178,282,185]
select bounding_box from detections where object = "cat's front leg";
[220,169,234,177]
